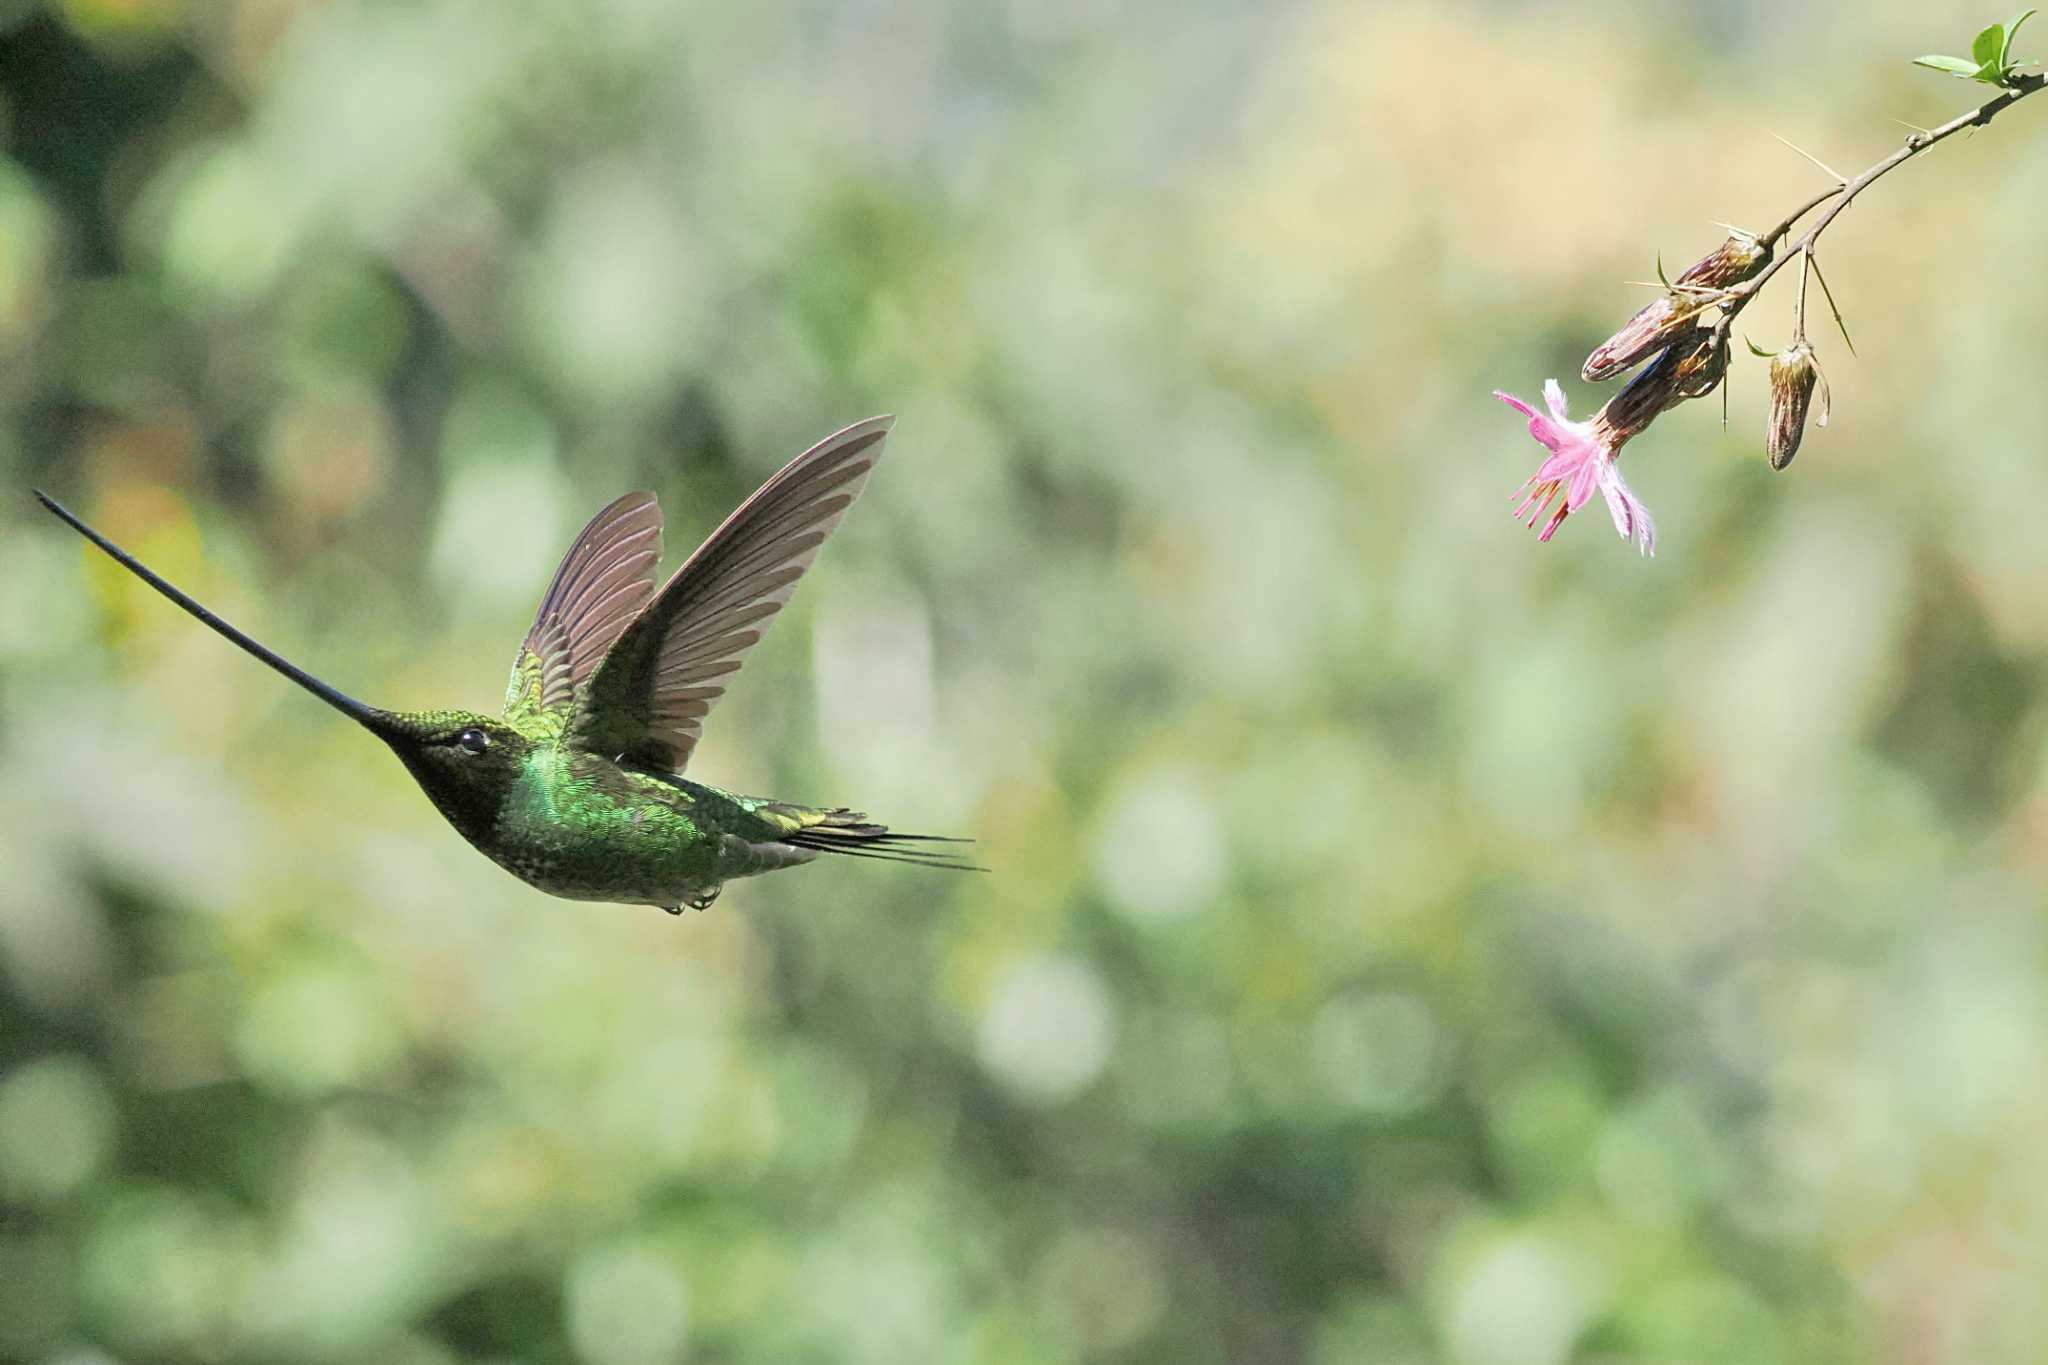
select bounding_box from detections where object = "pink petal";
[1526,417,1584,457]
[1565,459,1600,511]
[1602,481,1633,538]
[1498,379,1653,555]
[1599,465,1657,557]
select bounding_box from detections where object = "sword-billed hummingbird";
[38,416,977,913]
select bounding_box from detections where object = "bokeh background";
[3,2,2047,1362]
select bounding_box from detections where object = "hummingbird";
[37,415,977,913]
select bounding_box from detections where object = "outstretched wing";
[568,416,893,771]
[503,491,663,734]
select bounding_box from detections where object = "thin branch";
[1728,73,2047,315]
[1794,247,1812,341]
[1758,185,1843,251]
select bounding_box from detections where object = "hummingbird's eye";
[456,728,490,755]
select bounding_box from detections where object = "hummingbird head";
[373,711,534,846]
[32,491,552,855]
[31,492,544,852]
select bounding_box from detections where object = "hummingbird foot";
[665,884,722,914]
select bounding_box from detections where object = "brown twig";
[1730,73,2047,314]
[1794,246,1812,342]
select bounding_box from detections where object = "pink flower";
[1494,380,1656,556]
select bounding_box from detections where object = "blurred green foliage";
[3,2,2048,1363]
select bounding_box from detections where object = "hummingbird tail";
[773,807,985,873]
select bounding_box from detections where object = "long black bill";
[36,491,395,734]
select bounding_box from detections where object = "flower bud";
[1766,340,1823,470]
[1592,324,1725,446]
[1582,230,1770,383]
[1674,227,1771,290]
[1667,327,1729,404]
[1594,353,1676,446]
[1584,296,1693,382]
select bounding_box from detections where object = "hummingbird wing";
[503,491,664,730]
[568,415,892,771]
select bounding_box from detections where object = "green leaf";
[2004,9,2036,66]
[1973,22,2005,68]
[1744,336,1776,358]
[1913,53,1983,76]
[1654,252,1669,287]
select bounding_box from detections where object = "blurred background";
[3,2,2046,1362]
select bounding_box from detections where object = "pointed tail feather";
[772,807,985,872]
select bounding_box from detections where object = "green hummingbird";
[37,415,977,913]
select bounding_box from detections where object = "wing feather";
[569,416,892,769]
[503,491,663,725]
